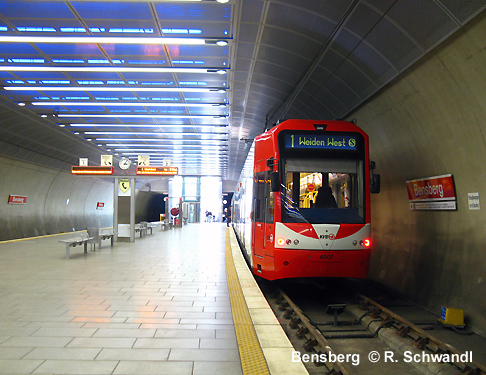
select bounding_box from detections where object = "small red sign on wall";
[97,202,105,209]
[8,195,27,204]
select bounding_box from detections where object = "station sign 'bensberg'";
[285,134,358,151]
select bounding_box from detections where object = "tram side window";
[253,173,265,222]
[253,172,274,224]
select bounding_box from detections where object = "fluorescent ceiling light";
[58,114,227,119]
[0,66,226,74]
[115,149,226,153]
[122,153,225,158]
[106,143,227,148]
[33,101,227,107]
[99,138,227,142]
[68,123,227,128]
[0,36,228,46]
[61,114,227,119]
[84,132,227,136]
[6,86,226,93]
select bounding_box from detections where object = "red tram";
[232,119,378,280]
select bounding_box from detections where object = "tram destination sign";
[285,134,358,151]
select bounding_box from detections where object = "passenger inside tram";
[282,166,364,224]
[314,186,337,208]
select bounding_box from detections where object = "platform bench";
[94,229,118,250]
[135,223,147,237]
[59,233,94,259]
[146,223,157,234]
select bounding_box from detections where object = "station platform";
[0,223,307,375]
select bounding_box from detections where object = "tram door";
[252,173,265,257]
[253,172,273,258]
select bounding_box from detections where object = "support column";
[116,177,136,243]
[113,177,119,242]
[130,177,136,242]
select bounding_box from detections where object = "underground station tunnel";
[1,1,486,374]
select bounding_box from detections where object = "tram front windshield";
[282,158,365,224]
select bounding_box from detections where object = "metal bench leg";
[110,236,114,246]
[66,244,70,259]
[84,242,88,253]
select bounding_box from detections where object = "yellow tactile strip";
[225,229,271,375]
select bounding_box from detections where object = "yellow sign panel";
[119,178,130,193]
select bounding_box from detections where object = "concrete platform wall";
[0,155,113,241]
[351,12,486,334]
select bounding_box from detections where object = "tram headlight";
[277,238,285,246]
[363,239,371,247]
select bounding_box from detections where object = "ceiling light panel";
[5,86,226,92]
[0,0,233,178]
[0,66,227,74]
[0,35,229,45]
[33,101,227,107]
[68,123,227,128]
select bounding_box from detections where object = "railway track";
[258,279,486,375]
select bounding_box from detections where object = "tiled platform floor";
[0,223,242,375]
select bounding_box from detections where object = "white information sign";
[468,192,480,210]
[162,159,171,167]
[410,201,457,211]
[138,155,150,166]
[79,158,88,166]
[101,155,113,166]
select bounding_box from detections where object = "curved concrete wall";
[0,156,113,241]
[351,13,486,334]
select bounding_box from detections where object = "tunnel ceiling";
[0,0,485,182]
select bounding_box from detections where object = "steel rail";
[358,294,486,375]
[278,289,355,375]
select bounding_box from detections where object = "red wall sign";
[8,195,27,204]
[406,174,456,202]
[97,202,105,209]
[406,174,456,211]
